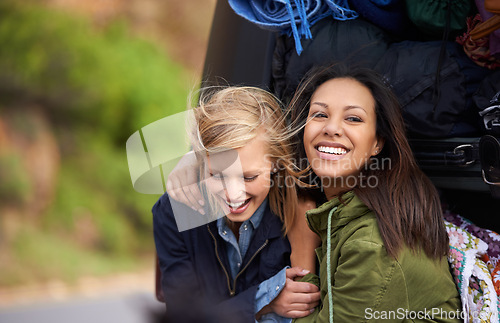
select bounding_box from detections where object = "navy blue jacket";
[153,193,291,323]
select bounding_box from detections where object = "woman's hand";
[287,196,321,273]
[262,267,320,319]
[166,151,205,214]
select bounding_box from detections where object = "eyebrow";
[311,102,328,108]
[311,102,367,113]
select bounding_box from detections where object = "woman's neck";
[322,177,356,200]
[323,183,345,201]
[226,218,242,240]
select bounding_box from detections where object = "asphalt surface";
[0,270,165,323]
[0,291,165,323]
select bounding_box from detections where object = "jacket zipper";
[207,225,269,297]
[231,239,269,296]
[207,225,233,295]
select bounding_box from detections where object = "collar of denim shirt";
[217,198,269,277]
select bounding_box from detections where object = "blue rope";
[295,0,312,39]
[284,0,358,55]
[284,1,303,55]
[327,205,338,323]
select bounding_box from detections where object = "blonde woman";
[153,87,320,323]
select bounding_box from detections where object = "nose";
[323,116,343,137]
[222,176,246,202]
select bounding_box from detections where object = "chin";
[313,168,343,179]
[225,212,253,223]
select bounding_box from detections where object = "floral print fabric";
[444,211,500,322]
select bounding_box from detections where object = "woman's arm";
[166,150,205,214]
[287,196,320,273]
[257,267,320,320]
[153,195,203,299]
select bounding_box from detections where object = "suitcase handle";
[482,170,500,186]
[452,144,476,166]
[413,142,478,167]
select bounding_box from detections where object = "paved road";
[0,292,165,323]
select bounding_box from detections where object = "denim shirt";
[217,199,291,323]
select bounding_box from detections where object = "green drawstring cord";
[326,206,338,323]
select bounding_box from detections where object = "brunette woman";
[289,65,461,322]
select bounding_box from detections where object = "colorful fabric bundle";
[457,14,500,70]
[444,211,500,322]
[476,0,500,56]
[227,0,357,55]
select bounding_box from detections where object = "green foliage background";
[0,2,192,286]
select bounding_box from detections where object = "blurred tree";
[39,0,216,75]
[0,1,195,286]
[0,1,189,145]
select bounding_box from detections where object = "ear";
[372,137,385,156]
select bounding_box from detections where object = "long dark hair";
[289,65,448,259]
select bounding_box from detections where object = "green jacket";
[294,191,461,323]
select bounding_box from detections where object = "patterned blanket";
[444,211,500,322]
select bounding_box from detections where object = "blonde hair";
[190,86,301,233]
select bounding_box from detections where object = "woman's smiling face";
[204,131,272,223]
[303,77,381,198]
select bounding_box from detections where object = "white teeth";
[317,146,347,155]
[227,201,245,208]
